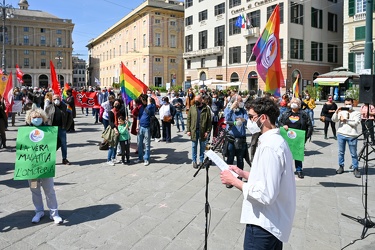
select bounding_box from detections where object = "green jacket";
[118,121,131,141]
[187,104,212,141]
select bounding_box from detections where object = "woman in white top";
[101,95,115,130]
[159,96,175,142]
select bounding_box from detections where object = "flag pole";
[239,50,255,92]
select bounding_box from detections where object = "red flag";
[16,64,24,84]
[0,69,3,75]
[50,60,60,95]
[3,73,13,113]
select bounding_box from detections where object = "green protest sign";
[279,128,306,161]
[14,126,58,180]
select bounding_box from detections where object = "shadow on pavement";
[305,150,323,156]
[311,140,332,148]
[68,158,107,166]
[319,182,361,187]
[302,167,337,178]
[151,147,189,164]
[0,204,122,232]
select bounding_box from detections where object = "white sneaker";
[31,211,44,223]
[107,161,115,166]
[50,215,63,224]
[113,158,121,164]
[144,160,150,166]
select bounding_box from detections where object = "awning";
[313,77,349,86]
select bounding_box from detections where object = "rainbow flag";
[252,4,283,97]
[62,83,72,113]
[293,75,299,98]
[120,62,148,104]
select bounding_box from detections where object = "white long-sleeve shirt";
[241,128,296,243]
[332,110,361,137]
[159,103,171,121]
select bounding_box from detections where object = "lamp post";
[55,50,63,87]
[0,0,14,75]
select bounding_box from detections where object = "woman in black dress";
[321,94,338,139]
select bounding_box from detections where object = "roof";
[316,68,360,78]
[14,9,60,19]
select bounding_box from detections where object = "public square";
[1,104,375,250]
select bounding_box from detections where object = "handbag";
[99,141,109,150]
[163,115,173,123]
[320,115,326,122]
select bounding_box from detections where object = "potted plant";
[345,86,359,106]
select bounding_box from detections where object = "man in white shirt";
[220,97,296,250]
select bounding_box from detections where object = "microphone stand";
[341,104,375,239]
[193,124,232,250]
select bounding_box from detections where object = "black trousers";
[119,140,130,162]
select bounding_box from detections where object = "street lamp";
[55,50,63,87]
[0,0,14,74]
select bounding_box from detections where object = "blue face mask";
[31,117,43,126]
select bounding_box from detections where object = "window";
[355,53,365,73]
[155,12,161,15]
[356,0,366,13]
[217,56,223,66]
[113,48,116,58]
[186,0,193,8]
[199,30,207,50]
[134,61,136,65]
[267,3,284,23]
[170,34,176,48]
[311,42,323,61]
[155,33,161,46]
[229,46,241,64]
[249,10,260,27]
[40,36,46,45]
[56,37,62,46]
[41,59,46,67]
[280,39,284,59]
[155,19,161,24]
[143,34,146,48]
[328,0,337,2]
[170,58,176,63]
[185,35,193,52]
[215,3,225,16]
[355,26,366,40]
[291,2,303,25]
[246,44,256,62]
[201,58,205,68]
[214,25,225,46]
[187,60,191,69]
[40,28,45,33]
[229,17,241,35]
[290,38,304,59]
[24,35,29,45]
[119,45,122,56]
[155,57,161,62]
[328,44,338,63]
[328,12,337,32]
[311,8,323,29]
[229,0,241,8]
[134,38,136,51]
[126,42,129,53]
[185,16,193,26]
[41,50,46,55]
[56,30,62,34]
[199,10,208,22]
[24,58,29,67]
[24,50,29,55]
[23,27,29,32]
[143,74,146,83]
[170,21,176,26]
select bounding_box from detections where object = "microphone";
[224,120,242,126]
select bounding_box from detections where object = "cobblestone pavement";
[1,104,375,250]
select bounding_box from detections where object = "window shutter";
[348,52,355,72]
[349,0,355,17]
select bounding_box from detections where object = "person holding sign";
[24,107,63,224]
[279,98,313,179]
[220,97,296,249]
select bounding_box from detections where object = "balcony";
[354,12,366,21]
[243,27,260,38]
[183,46,224,59]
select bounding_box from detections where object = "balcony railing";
[354,12,366,21]
[243,27,260,38]
[183,46,224,58]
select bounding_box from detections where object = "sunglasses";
[248,113,259,120]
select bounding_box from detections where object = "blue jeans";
[337,133,358,169]
[93,108,100,123]
[244,224,282,250]
[226,141,246,170]
[295,160,302,172]
[58,128,67,160]
[174,111,185,131]
[107,146,116,161]
[138,126,151,161]
[102,118,109,130]
[192,130,206,163]
[305,108,314,126]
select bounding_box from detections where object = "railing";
[183,46,224,58]
[354,12,366,21]
[243,27,260,38]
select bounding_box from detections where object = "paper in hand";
[205,150,238,177]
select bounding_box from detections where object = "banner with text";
[14,126,58,180]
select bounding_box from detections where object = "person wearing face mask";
[101,95,115,130]
[279,98,313,179]
[159,96,176,142]
[303,93,316,127]
[187,94,212,169]
[223,94,248,188]
[321,94,338,139]
[172,93,185,133]
[220,97,296,249]
[185,88,195,114]
[10,88,23,126]
[24,106,63,224]
[45,94,73,165]
[360,103,375,144]
[332,98,361,178]
[65,89,76,133]
[211,93,224,138]
[106,100,122,165]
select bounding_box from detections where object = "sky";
[9,0,147,60]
